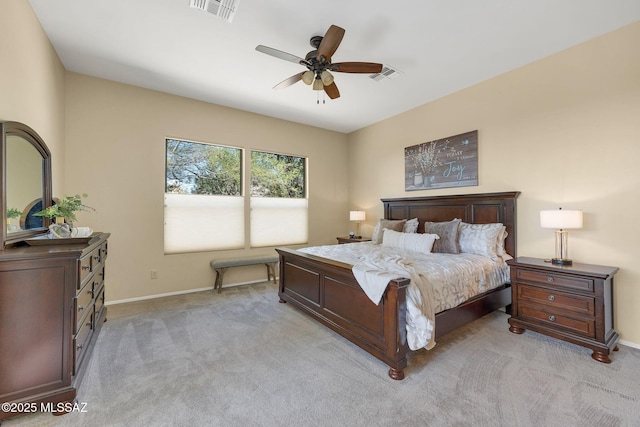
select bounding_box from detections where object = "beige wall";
[0,0,66,194]
[64,73,349,302]
[348,22,640,345]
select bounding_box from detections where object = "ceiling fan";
[255,25,383,100]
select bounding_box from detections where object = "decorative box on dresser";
[0,233,109,420]
[507,256,619,363]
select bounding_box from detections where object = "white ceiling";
[29,0,640,133]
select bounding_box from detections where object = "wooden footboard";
[277,247,411,380]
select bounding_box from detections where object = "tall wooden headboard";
[382,191,520,258]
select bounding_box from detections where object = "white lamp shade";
[301,70,314,85]
[321,70,334,85]
[349,210,366,221]
[540,209,583,229]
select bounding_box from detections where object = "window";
[164,139,307,253]
[250,151,308,247]
[165,139,243,253]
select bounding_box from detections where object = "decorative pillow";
[371,219,407,244]
[424,219,461,254]
[403,218,419,233]
[382,229,439,253]
[458,222,504,260]
[496,226,507,257]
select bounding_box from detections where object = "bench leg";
[214,268,227,293]
[265,262,277,284]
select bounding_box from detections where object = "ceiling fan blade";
[256,45,308,65]
[273,71,306,90]
[316,25,345,64]
[331,62,383,74]
[323,81,340,99]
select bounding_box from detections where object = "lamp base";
[551,258,573,266]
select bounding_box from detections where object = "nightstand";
[507,257,619,363]
[336,236,371,244]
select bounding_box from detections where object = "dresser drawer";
[78,247,103,289]
[78,253,93,287]
[100,241,109,261]
[518,285,595,316]
[519,303,595,338]
[74,282,93,333]
[91,248,102,268]
[73,312,94,375]
[94,285,106,322]
[93,265,105,290]
[516,269,594,292]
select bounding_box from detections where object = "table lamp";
[540,208,583,265]
[349,211,365,239]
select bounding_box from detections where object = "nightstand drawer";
[516,269,594,292]
[519,303,595,338]
[518,285,595,316]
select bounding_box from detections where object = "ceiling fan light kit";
[255,24,383,100]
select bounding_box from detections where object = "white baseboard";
[105,278,276,306]
[620,339,640,350]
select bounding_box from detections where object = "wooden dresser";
[0,233,109,420]
[507,257,619,363]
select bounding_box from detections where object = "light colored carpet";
[5,281,640,427]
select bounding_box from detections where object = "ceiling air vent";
[370,65,401,82]
[190,0,239,23]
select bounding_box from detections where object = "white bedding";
[298,242,510,351]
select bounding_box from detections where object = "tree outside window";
[164,139,307,253]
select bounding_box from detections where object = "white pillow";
[458,222,504,260]
[382,229,439,253]
[371,219,407,244]
[403,218,419,233]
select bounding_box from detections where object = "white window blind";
[250,197,308,247]
[164,193,244,253]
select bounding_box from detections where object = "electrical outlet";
[151,270,158,279]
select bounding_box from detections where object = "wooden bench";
[210,256,278,293]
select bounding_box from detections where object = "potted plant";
[34,194,95,238]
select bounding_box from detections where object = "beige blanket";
[299,242,510,350]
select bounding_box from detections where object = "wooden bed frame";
[276,191,520,380]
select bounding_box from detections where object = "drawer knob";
[547,277,554,283]
[78,306,84,312]
[82,265,90,271]
[548,315,556,322]
[77,344,83,351]
[548,295,555,301]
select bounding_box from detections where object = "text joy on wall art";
[404,130,478,191]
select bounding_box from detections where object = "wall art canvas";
[404,130,478,191]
